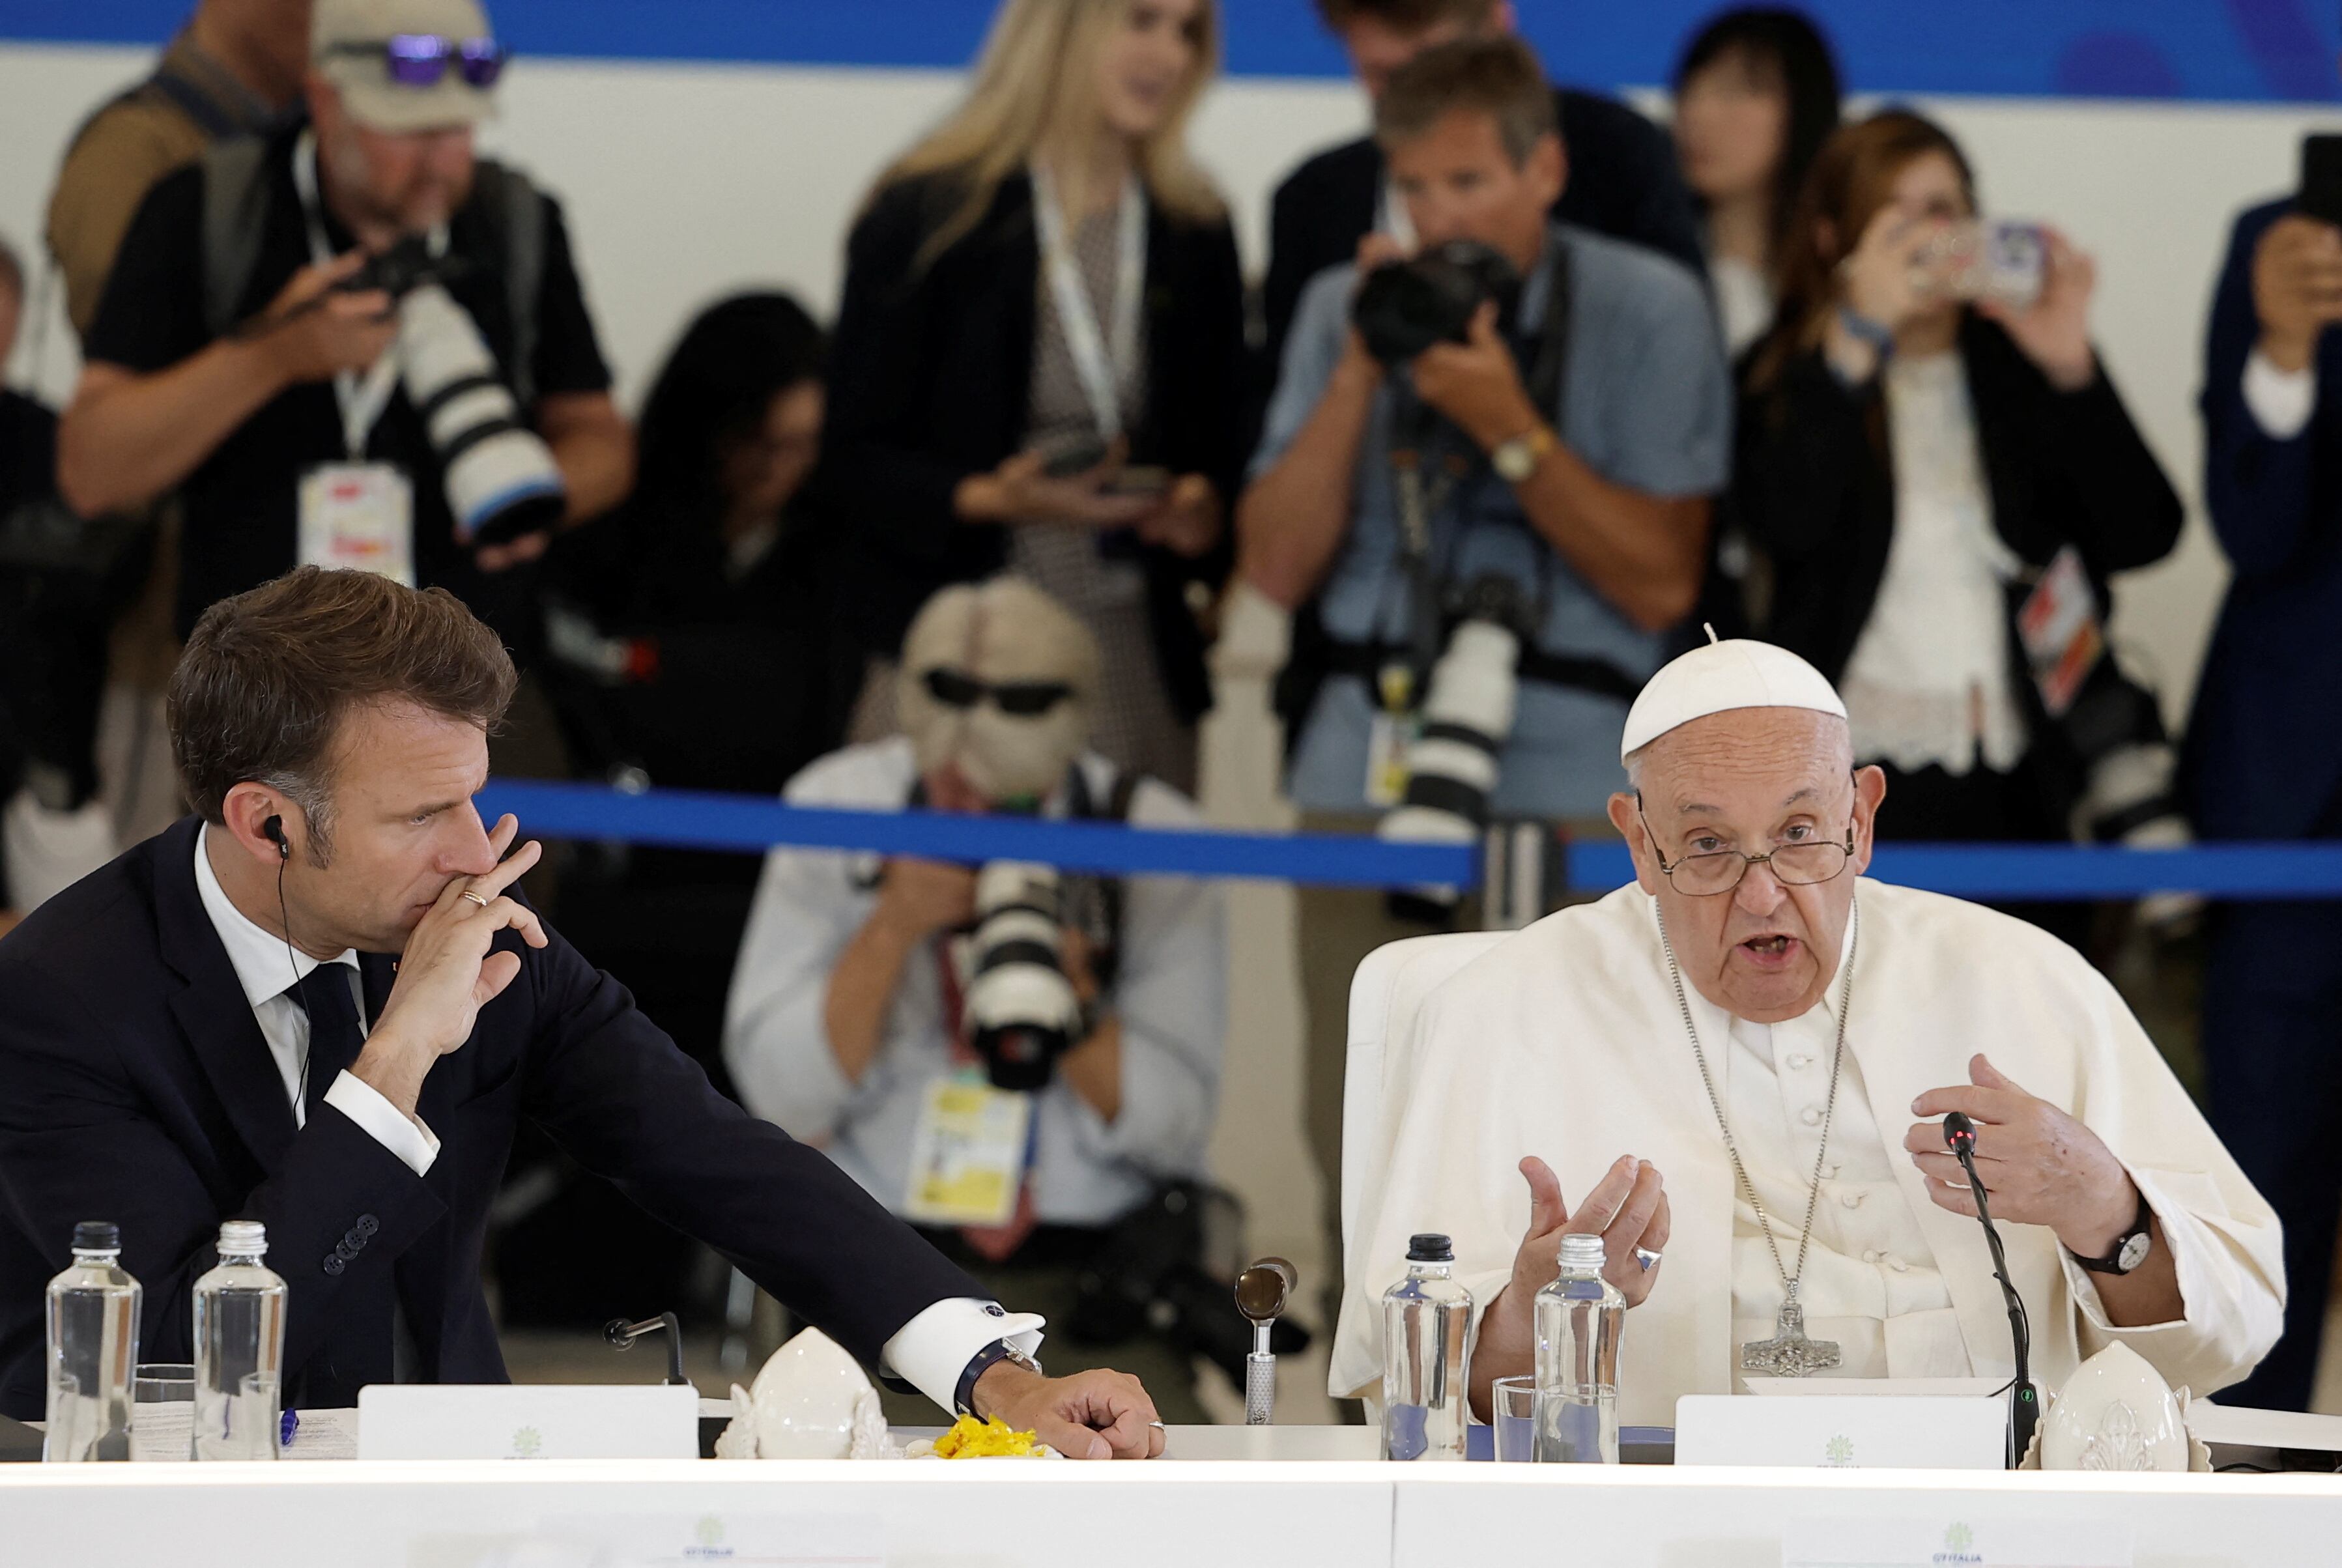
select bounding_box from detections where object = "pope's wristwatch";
[1491,424,1557,484]
[955,1339,1044,1416]
[2068,1190,2154,1275]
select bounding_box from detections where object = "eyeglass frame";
[1632,773,1863,897]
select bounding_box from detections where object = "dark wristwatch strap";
[2070,1189,2154,1275]
[954,1339,1040,1416]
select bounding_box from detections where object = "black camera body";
[337,235,468,300]
[1351,241,1522,366]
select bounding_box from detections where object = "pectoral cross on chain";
[1739,1294,1842,1378]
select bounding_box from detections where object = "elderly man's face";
[1608,709,1886,1023]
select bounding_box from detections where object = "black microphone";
[1943,1111,2039,1468]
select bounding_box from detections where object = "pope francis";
[1332,637,2284,1425]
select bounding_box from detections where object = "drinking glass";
[132,1363,195,1462]
[1491,1375,1538,1462]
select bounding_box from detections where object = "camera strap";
[292,130,412,459]
[1377,236,1575,712]
[1030,162,1147,444]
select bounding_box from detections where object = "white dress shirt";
[1334,879,2285,1421]
[198,826,1027,1412]
[192,827,438,1174]
[1839,350,2028,778]
[2242,347,2317,440]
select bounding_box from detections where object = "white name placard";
[358,1384,699,1461]
[1785,1517,2132,1568]
[1675,1394,2006,1470]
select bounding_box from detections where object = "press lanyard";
[291,130,408,459]
[1029,162,1146,442]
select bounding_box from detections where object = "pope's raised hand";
[1906,1053,2138,1259]
[1508,1154,1669,1311]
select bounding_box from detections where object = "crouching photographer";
[1235,36,1729,1344]
[724,578,1227,1423]
[55,0,631,649]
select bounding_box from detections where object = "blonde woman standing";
[822,0,1244,795]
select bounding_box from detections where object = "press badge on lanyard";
[292,128,417,586]
[2016,545,2105,718]
[904,1074,1033,1228]
[903,937,1032,1227]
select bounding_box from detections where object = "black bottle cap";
[1406,1233,1454,1262]
[71,1221,119,1252]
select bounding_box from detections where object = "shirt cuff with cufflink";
[321,1070,441,1177]
[2242,347,2317,440]
[878,1298,1046,1418]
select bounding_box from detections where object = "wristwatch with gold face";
[1491,424,1557,484]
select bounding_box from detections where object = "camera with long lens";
[1350,240,1522,367]
[396,283,567,549]
[963,861,1086,1092]
[2061,674,2201,932]
[1377,573,1535,920]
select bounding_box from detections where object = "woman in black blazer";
[1734,111,2181,868]
[818,0,1244,792]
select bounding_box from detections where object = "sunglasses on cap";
[326,35,509,90]
[920,668,1076,718]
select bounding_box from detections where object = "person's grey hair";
[1621,742,1651,793]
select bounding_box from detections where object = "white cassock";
[1332,878,2285,1425]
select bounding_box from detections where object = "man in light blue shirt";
[1235,34,1728,1360]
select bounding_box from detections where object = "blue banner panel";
[4,0,2337,103]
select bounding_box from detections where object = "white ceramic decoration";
[2039,1341,2189,1472]
[712,1327,899,1460]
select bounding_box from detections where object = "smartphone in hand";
[2300,134,2342,229]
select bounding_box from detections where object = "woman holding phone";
[1732,111,2182,922]
[820,0,1244,791]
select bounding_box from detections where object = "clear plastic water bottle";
[1534,1232,1623,1463]
[192,1220,287,1462]
[44,1220,141,1462]
[1380,1232,1472,1462]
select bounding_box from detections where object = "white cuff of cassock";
[2059,1178,2188,1338]
[2242,349,2317,440]
[881,1299,1047,1416]
[322,1070,441,1176]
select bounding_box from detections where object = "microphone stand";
[605,1311,691,1386]
[1944,1113,2039,1468]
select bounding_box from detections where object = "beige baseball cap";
[313,0,502,133]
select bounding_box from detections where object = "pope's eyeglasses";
[1635,794,1855,897]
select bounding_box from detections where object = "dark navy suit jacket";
[0,816,983,1418]
[2185,198,2342,840]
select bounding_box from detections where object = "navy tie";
[294,963,366,1122]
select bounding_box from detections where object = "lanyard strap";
[291,130,405,460]
[1029,162,1146,442]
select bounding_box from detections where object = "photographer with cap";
[725,578,1226,1424]
[54,0,632,648]
[1236,35,1729,1361]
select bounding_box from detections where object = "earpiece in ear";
[264,816,289,861]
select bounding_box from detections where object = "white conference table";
[6,1425,2342,1567]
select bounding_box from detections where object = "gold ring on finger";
[461,889,491,908]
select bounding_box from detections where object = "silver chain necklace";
[1657,897,1861,1377]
